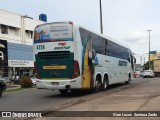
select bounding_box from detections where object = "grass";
[4,86,36,93]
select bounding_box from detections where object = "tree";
[143,61,153,70]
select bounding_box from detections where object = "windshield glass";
[34,23,73,43]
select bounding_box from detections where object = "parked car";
[143,70,154,78]
[30,76,37,85]
[0,77,6,97]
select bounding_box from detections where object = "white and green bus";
[33,21,135,94]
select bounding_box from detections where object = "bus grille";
[38,51,70,59]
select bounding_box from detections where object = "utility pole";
[147,30,152,70]
[99,0,103,34]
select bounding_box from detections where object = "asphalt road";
[0,77,153,111]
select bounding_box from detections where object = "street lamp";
[147,30,152,70]
[99,0,103,34]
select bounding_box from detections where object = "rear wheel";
[94,77,102,92]
[59,89,69,95]
[102,76,108,91]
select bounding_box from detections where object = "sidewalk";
[6,84,21,91]
[35,78,160,120]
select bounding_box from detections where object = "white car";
[30,76,37,85]
[143,70,154,78]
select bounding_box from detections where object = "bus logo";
[54,46,70,50]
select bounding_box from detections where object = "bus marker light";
[58,42,66,46]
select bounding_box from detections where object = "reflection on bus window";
[0,51,4,60]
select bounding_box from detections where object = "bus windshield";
[34,23,73,43]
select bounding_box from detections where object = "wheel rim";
[96,81,99,88]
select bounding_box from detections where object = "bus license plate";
[51,82,59,85]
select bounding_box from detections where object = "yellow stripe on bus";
[43,65,67,70]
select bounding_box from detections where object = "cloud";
[123,30,147,44]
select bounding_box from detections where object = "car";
[143,70,154,78]
[30,76,37,85]
[0,77,6,97]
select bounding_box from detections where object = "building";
[150,52,160,61]
[0,9,45,79]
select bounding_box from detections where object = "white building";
[0,9,45,79]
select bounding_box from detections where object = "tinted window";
[106,40,130,61]
[79,28,105,55]
[79,27,130,60]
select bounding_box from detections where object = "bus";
[33,21,135,94]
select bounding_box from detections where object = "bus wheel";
[125,74,131,84]
[94,77,101,92]
[59,89,69,95]
[102,77,108,91]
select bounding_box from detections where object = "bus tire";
[94,76,101,92]
[59,89,69,95]
[102,76,108,91]
[125,74,131,84]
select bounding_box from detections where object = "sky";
[0,0,160,64]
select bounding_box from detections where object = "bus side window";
[95,49,102,54]
[105,40,109,55]
[0,51,4,60]
[106,49,110,55]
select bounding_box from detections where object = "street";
[0,77,154,112]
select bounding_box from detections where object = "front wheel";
[125,74,131,84]
[59,89,69,95]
